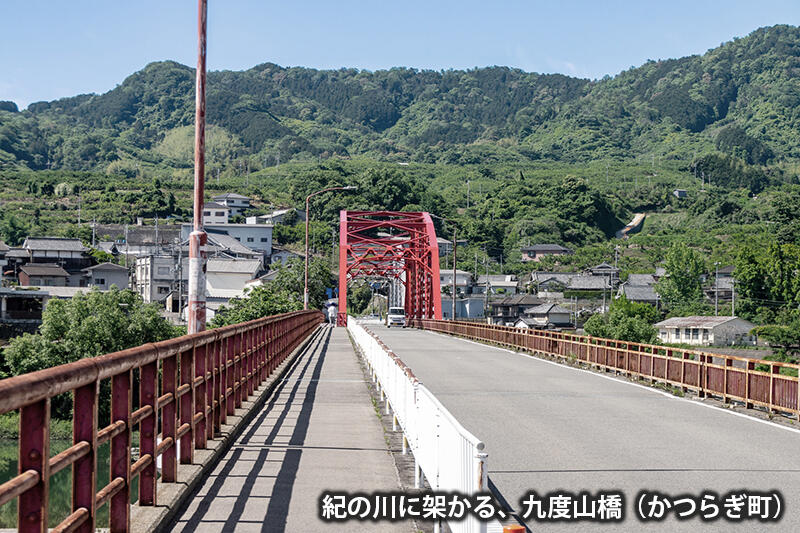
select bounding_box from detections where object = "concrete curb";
[130,325,326,533]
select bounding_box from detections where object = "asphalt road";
[369,324,800,532]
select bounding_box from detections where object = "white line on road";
[422,329,800,437]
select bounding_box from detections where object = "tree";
[656,243,705,310]
[210,257,333,327]
[3,288,179,419]
[583,295,659,344]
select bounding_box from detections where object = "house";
[672,189,688,198]
[243,270,280,293]
[21,237,92,285]
[617,283,659,306]
[441,296,485,320]
[246,207,305,225]
[521,244,573,262]
[489,294,542,325]
[626,274,656,285]
[706,277,734,301]
[717,265,735,278]
[518,303,572,329]
[567,275,611,292]
[82,262,129,290]
[19,263,69,287]
[134,255,187,304]
[0,240,8,285]
[94,241,119,256]
[0,286,49,324]
[439,270,473,295]
[270,247,302,266]
[205,259,262,299]
[181,223,273,255]
[202,201,230,224]
[474,274,519,295]
[588,262,620,284]
[654,316,756,346]
[212,193,251,217]
[529,271,576,295]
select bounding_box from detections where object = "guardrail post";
[234,331,243,408]
[698,354,706,398]
[140,361,158,505]
[73,383,97,533]
[195,343,207,450]
[19,399,49,533]
[110,371,131,532]
[746,361,754,409]
[162,353,177,482]
[206,339,215,441]
[180,346,195,464]
[723,359,733,404]
[226,334,235,418]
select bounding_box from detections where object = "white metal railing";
[348,318,491,533]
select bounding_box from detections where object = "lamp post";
[304,185,357,310]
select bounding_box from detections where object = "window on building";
[261,237,268,242]
[216,211,225,216]
[234,237,240,241]
[157,267,170,275]
[158,286,170,294]
[247,237,254,242]
[203,211,210,216]
[692,328,699,340]
[703,329,709,341]
[684,328,691,340]
[96,278,105,285]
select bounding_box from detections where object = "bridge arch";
[337,211,442,326]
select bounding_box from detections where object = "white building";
[82,262,129,290]
[654,316,756,346]
[134,255,187,304]
[202,202,230,225]
[206,258,262,299]
[270,247,301,266]
[441,296,485,320]
[474,274,519,295]
[246,207,305,225]
[439,269,472,295]
[181,223,273,255]
[212,193,251,217]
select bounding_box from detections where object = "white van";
[387,306,406,328]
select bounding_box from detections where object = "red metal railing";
[410,319,800,419]
[0,310,323,532]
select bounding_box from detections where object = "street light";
[304,185,358,310]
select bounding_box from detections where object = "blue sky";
[1,1,798,109]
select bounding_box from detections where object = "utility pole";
[77,196,81,225]
[467,180,470,209]
[714,262,720,316]
[731,279,735,317]
[452,227,457,321]
[91,217,96,247]
[187,0,209,334]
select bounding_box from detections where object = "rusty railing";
[410,319,800,419]
[0,309,323,532]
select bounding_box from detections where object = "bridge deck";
[371,325,800,532]
[171,326,412,532]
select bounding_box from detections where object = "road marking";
[420,330,800,437]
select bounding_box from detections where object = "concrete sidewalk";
[171,326,414,533]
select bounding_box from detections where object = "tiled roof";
[654,316,751,328]
[206,259,261,274]
[521,244,571,253]
[83,262,129,272]
[20,263,69,277]
[23,237,87,252]
[626,274,656,285]
[204,201,229,210]
[622,284,658,301]
[567,276,610,290]
[212,193,250,200]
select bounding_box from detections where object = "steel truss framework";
[338,211,442,326]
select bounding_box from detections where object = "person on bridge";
[327,304,337,326]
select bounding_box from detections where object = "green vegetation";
[210,258,332,327]
[1,288,180,419]
[584,296,659,344]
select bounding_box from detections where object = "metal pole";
[715,262,719,317]
[451,228,456,320]
[304,196,310,310]
[187,0,208,334]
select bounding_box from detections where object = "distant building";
[205,258,262,299]
[180,223,273,255]
[588,262,620,284]
[202,201,230,225]
[617,283,659,306]
[439,270,473,295]
[489,294,542,325]
[134,255,186,304]
[672,189,688,198]
[521,244,572,262]
[474,274,519,295]
[441,296,485,320]
[0,240,8,286]
[19,263,69,287]
[21,237,92,285]
[246,207,305,225]
[82,262,129,290]
[270,247,301,266]
[654,316,756,346]
[212,193,251,217]
[519,303,573,329]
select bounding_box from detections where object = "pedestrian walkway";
[172,326,413,532]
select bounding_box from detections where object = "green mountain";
[1,24,799,172]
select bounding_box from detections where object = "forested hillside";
[1,25,799,172]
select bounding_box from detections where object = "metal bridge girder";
[338,211,442,326]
